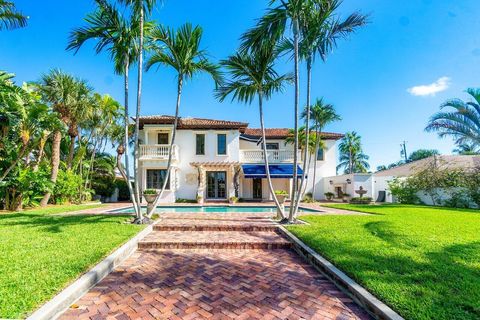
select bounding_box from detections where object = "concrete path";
[60,213,370,320]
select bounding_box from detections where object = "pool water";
[111,206,319,214]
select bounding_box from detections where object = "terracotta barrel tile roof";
[137,115,248,130]
[242,128,344,140]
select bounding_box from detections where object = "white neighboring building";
[324,155,480,204]
[137,115,343,203]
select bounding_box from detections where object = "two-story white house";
[138,115,343,203]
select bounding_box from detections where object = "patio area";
[60,211,370,319]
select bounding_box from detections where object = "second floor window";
[217,134,227,155]
[196,134,205,155]
[157,133,169,144]
[317,148,324,161]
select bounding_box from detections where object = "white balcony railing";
[140,144,179,161]
[240,149,299,163]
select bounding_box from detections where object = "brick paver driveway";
[60,213,370,320]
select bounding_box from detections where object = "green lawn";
[287,204,480,320]
[0,204,143,319]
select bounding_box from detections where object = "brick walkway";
[60,213,370,320]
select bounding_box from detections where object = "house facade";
[138,115,343,203]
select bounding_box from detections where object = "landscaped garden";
[0,204,143,319]
[287,204,480,320]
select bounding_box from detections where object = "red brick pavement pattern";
[60,249,370,320]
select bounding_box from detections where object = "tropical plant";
[408,149,440,162]
[145,23,221,218]
[425,88,480,149]
[388,178,420,204]
[337,131,369,174]
[35,70,92,206]
[301,98,340,197]
[216,47,292,221]
[67,0,144,220]
[0,0,27,31]
[453,142,479,155]
[90,153,116,198]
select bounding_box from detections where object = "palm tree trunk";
[40,130,61,207]
[293,58,312,216]
[147,76,183,218]
[67,133,76,169]
[312,123,320,197]
[122,60,140,219]
[289,18,300,222]
[34,132,48,171]
[133,6,145,222]
[259,92,286,220]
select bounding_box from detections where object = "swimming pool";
[110,206,319,214]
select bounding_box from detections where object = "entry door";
[207,171,227,199]
[253,178,262,199]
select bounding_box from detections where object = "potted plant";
[324,192,335,201]
[143,189,158,215]
[342,193,350,203]
[274,190,288,204]
[229,196,238,204]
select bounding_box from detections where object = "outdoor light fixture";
[329,180,333,185]
[346,179,352,184]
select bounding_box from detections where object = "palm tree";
[337,131,369,174]
[36,70,91,206]
[67,0,142,219]
[240,0,316,222]
[453,143,479,155]
[425,88,480,148]
[0,0,27,31]
[216,47,292,220]
[293,1,365,213]
[144,23,220,217]
[119,0,157,223]
[301,98,340,197]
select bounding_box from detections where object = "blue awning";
[242,164,305,179]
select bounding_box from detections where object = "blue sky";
[1,0,479,169]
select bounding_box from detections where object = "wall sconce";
[329,180,333,185]
[346,179,351,184]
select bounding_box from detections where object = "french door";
[207,171,227,199]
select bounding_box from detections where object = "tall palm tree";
[453,142,479,155]
[337,131,369,174]
[119,0,157,222]
[240,0,317,222]
[216,47,292,220]
[0,0,27,31]
[145,23,221,217]
[425,88,480,148]
[301,98,340,197]
[67,0,143,219]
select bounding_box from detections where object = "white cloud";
[407,76,451,97]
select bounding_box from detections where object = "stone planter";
[275,194,287,219]
[143,193,158,215]
[342,195,350,203]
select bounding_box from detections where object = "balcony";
[139,144,179,161]
[240,149,300,163]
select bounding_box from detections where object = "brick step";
[138,231,292,250]
[153,224,278,232]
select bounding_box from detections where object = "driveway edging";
[27,224,153,320]
[277,226,404,320]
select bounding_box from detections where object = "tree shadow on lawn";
[0,212,133,233]
[311,233,480,319]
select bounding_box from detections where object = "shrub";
[324,192,335,200]
[229,196,238,203]
[443,190,472,208]
[349,197,373,204]
[114,179,130,201]
[143,189,157,195]
[388,178,420,204]
[274,190,288,195]
[53,169,83,204]
[175,198,196,203]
